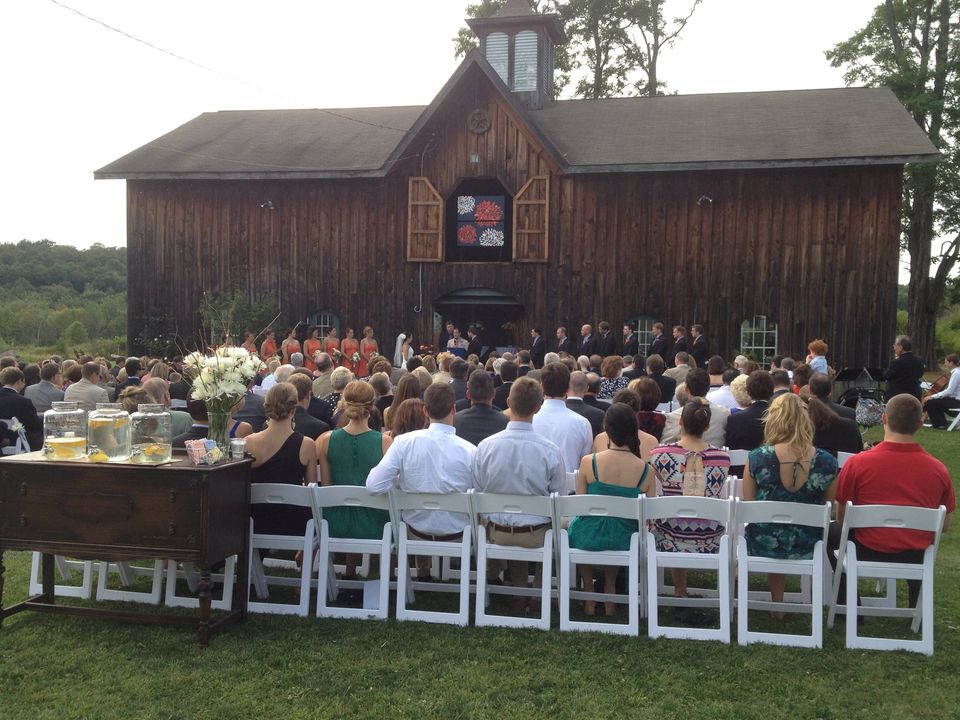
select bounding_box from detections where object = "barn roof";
[95,56,937,180]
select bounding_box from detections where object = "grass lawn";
[2,426,958,720]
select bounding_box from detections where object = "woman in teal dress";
[744,393,838,614]
[317,380,393,578]
[568,404,652,616]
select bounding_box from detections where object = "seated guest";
[367,383,475,580]
[142,377,192,437]
[645,354,676,407]
[733,355,749,373]
[244,383,317,535]
[168,368,192,402]
[289,351,304,369]
[0,367,43,451]
[115,357,143,393]
[532,363,593,474]
[729,374,752,413]
[577,355,591,373]
[808,372,856,421]
[172,395,210,447]
[650,400,730,597]
[118,385,148,414]
[23,363,40,388]
[406,356,423,373]
[923,354,960,429]
[64,362,110,413]
[744,393,838,614]
[318,366,353,428]
[829,394,955,607]
[232,378,267,433]
[412,366,433,394]
[707,368,740,411]
[63,364,82,389]
[472,377,565,609]
[384,375,421,431]
[454,370,509,446]
[584,373,608,412]
[311,353,336,398]
[257,359,288,396]
[566,370,606,438]
[592,389,658,458]
[516,350,532,377]
[630,376,665,441]
[24,361,63,415]
[422,355,439,375]
[661,369,730,447]
[724,370,774,452]
[588,354,603,374]
[664,351,692,384]
[316,381,393,577]
[449,359,469,401]
[770,369,792,398]
[386,398,427,437]
[288,372,330,440]
[369,372,394,416]
[569,403,652,616]
[543,351,560,367]
[792,363,812,395]
[492,360,518,411]
[622,354,645,381]
[597,356,629,399]
[807,389,864,456]
[706,356,726,389]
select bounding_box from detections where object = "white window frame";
[627,315,659,357]
[308,311,339,339]
[740,315,778,364]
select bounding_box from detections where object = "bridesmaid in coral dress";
[302,326,322,373]
[322,327,341,366]
[341,327,360,374]
[357,326,378,378]
[280,327,301,365]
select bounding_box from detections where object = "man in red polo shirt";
[830,394,955,607]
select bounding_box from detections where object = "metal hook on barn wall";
[413,262,423,314]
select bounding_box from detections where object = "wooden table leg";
[197,567,212,648]
[41,553,55,604]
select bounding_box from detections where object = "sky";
[2,0,898,266]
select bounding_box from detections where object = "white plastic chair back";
[837,451,854,468]
[554,493,642,636]
[726,449,749,468]
[470,491,556,631]
[828,502,946,655]
[735,500,831,648]
[563,471,578,495]
[0,417,30,455]
[29,554,95,599]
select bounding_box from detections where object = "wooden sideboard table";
[0,452,250,647]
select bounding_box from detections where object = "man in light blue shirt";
[532,362,592,474]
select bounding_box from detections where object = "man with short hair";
[115,358,142,393]
[517,350,532,377]
[808,372,856,421]
[596,321,616,358]
[666,325,688,367]
[532,362,592,474]
[583,372,607,412]
[492,361,518,411]
[622,324,639,359]
[543,352,560,367]
[770,369,792,398]
[289,352,304,369]
[367,383,476,579]
[691,324,708,368]
[24,362,64,414]
[924,354,960,429]
[661,368,730,446]
[556,326,573,356]
[64,362,110,413]
[142,377,192,437]
[724,370,774,451]
[646,354,677,404]
[446,327,468,353]
[883,335,925,400]
[466,325,483,361]
[578,324,596,358]
[439,320,456,350]
[707,368,741,411]
[311,352,336,399]
[829,394,955,607]
[0,367,42,450]
[472,377,565,605]
[455,370,509,445]
[623,354,644,381]
[450,358,469,402]
[529,327,546,369]
[663,351,691,384]
[288,372,330,440]
[649,322,668,359]
[565,370,605,437]
[173,396,210,447]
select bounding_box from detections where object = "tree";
[60,320,90,355]
[827,0,959,368]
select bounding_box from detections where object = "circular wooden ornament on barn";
[467,109,491,134]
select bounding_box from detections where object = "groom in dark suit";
[529,327,546,369]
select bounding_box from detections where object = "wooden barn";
[96,1,937,368]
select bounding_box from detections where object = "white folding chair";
[644,496,734,642]
[0,417,30,455]
[96,560,165,604]
[563,471,578,495]
[722,475,744,501]
[735,500,831,648]
[945,408,960,431]
[164,557,237,612]
[313,485,393,620]
[726,449,749,469]
[244,483,315,616]
[471,491,555,631]
[390,490,472,626]
[29,554,95,599]
[555,493,641,636]
[837,451,854,468]
[828,502,946,655]
[655,402,672,414]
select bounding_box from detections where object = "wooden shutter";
[512,175,549,262]
[407,177,443,262]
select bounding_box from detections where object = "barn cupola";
[466,0,566,110]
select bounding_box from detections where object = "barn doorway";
[433,287,524,354]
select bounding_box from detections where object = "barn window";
[445,177,513,262]
[513,31,538,91]
[308,311,339,339]
[740,315,778,365]
[628,315,659,357]
[486,32,509,84]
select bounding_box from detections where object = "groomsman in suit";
[578,324,597,358]
[529,327,546,369]
[691,324,708,368]
[622,323,639,359]
[466,325,483,360]
[649,322,668,359]
[556,326,573,356]
[596,321,616,357]
[438,319,455,351]
[667,325,689,367]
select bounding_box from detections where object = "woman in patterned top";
[744,392,837,615]
[649,399,730,598]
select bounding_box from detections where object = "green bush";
[936,305,960,357]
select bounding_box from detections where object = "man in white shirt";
[706,368,741,411]
[661,368,730,447]
[366,383,475,579]
[924,353,960,429]
[532,362,592,474]
[473,377,565,604]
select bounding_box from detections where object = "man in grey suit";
[454,370,508,446]
[64,362,109,413]
[25,362,64,414]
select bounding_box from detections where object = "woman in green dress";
[568,404,652,616]
[316,380,393,578]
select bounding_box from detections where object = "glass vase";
[207,411,231,459]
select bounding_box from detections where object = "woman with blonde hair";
[412,366,433,394]
[119,385,149,413]
[743,392,837,614]
[316,380,392,577]
[147,361,170,382]
[245,382,317,535]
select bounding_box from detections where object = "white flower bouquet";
[352,351,360,364]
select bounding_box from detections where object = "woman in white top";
[923,353,960,429]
